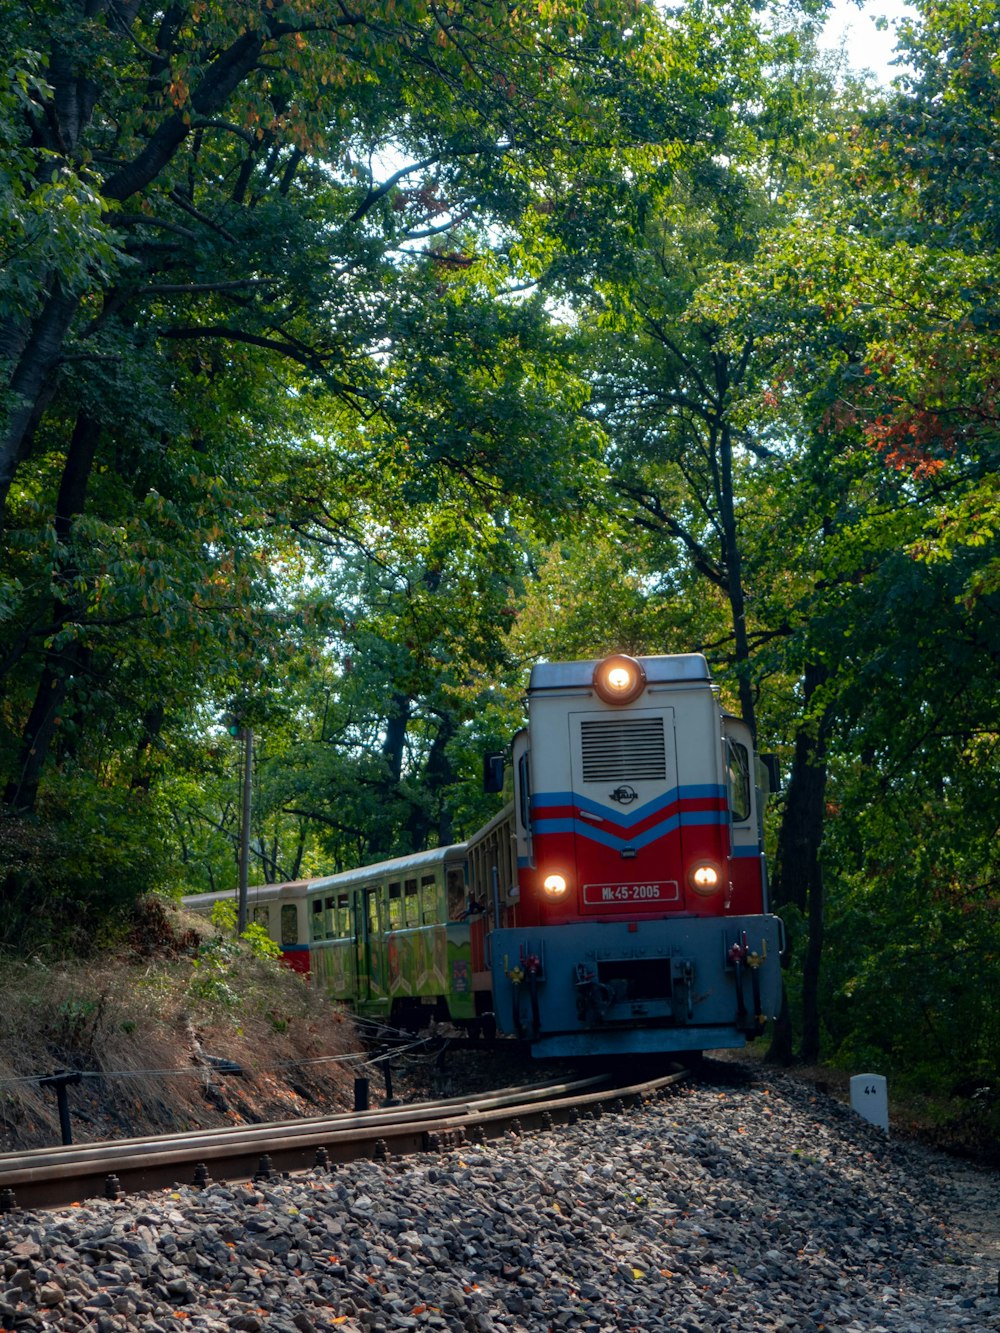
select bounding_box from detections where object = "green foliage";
[822,767,1000,1094]
[0,776,172,954]
[209,900,238,935]
[187,942,241,1008]
[208,898,281,961]
[188,912,286,1008]
[1,0,730,904]
[2,0,996,1120]
[240,922,282,962]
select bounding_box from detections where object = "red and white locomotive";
[481,652,783,1057]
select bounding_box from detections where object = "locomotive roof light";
[593,654,647,705]
[688,861,723,895]
[542,872,569,898]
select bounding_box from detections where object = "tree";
[706,0,1000,1074]
[0,0,694,830]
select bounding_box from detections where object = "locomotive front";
[489,653,784,1057]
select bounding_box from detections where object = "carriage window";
[367,886,381,936]
[421,873,438,925]
[728,742,751,823]
[388,881,403,929]
[280,904,299,946]
[324,895,336,940]
[254,904,271,930]
[336,892,350,937]
[404,878,420,927]
[310,899,323,941]
[447,867,466,921]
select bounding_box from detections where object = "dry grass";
[0,901,362,1151]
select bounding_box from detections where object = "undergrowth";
[0,896,360,1151]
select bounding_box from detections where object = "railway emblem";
[609,784,639,805]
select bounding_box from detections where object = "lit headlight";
[688,862,723,895]
[542,873,569,898]
[593,654,647,705]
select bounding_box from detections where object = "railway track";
[0,1068,689,1212]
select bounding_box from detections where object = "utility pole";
[237,725,253,934]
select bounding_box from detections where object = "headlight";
[688,861,723,895]
[542,873,569,898]
[593,654,646,705]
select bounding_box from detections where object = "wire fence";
[0,1021,446,1091]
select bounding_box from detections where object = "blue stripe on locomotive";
[529,784,729,852]
[530,783,726,822]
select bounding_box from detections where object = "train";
[185,652,784,1058]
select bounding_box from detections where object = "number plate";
[582,881,679,906]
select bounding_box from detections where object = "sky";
[816,0,914,83]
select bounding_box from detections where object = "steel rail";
[0,1075,610,1176]
[0,1070,688,1211]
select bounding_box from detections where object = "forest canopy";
[1,0,998,1099]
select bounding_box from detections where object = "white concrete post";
[850,1073,889,1132]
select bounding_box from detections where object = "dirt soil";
[0,901,363,1154]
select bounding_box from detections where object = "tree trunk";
[717,418,756,738]
[0,10,265,524]
[766,987,795,1066]
[382,693,410,786]
[130,703,166,793]
[2,414,101,811]
[766,660,830,1065]
[801,856,825,1064]
[405,712,456,850]
[0,286,79,523]
[366,691,411,857]
[3,649,81,812]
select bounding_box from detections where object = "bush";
[0,776,172,956]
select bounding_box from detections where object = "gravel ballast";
[1,1072,996,1332]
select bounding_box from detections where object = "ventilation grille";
[580,718,666,783]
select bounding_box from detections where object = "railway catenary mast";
[483,653,784,1057]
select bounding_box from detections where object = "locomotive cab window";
[280,904,299,947]
[728,741,751,823]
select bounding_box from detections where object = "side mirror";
[759,753,782,794]
[483,752,505,794]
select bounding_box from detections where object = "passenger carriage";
[304,845,486,1029]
